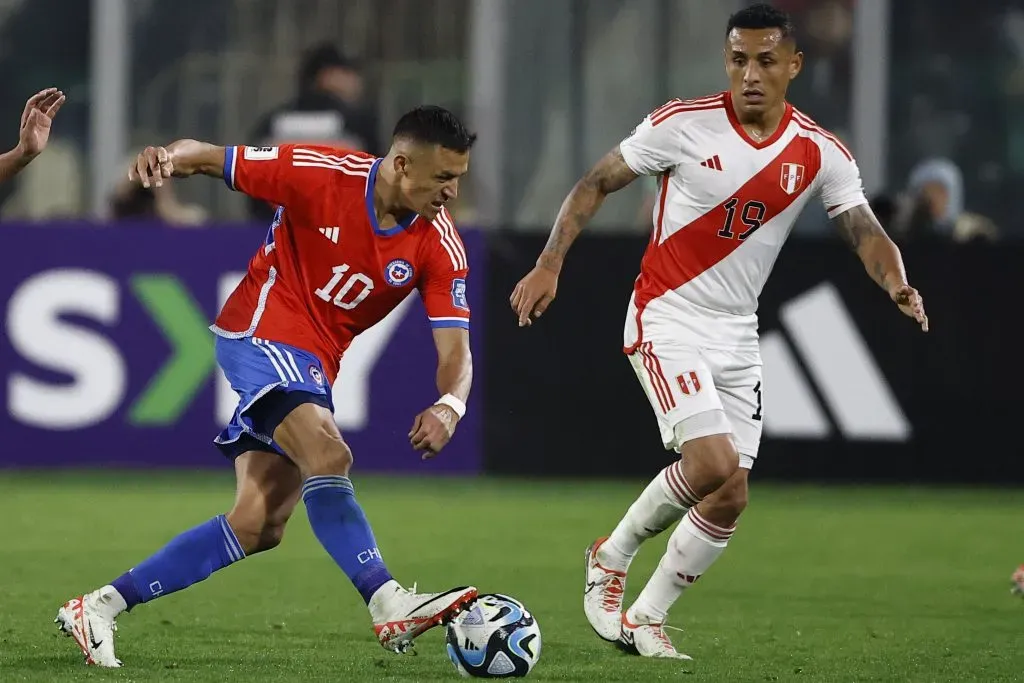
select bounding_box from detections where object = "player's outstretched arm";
[536,146,639,273]
[0,88,65,183]
[408,328,472,459]
[834,204,929,332]
[128,139,226,189]
[510,146,639,326]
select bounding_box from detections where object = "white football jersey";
[619,91,867,352]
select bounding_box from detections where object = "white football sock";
[601,460,701,571]
[628,507,735,624]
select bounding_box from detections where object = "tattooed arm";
[834,204,929,331]
[510,98,685,326]
[510,146,640,325]
[535,146,640,273]
[833,204,907,292]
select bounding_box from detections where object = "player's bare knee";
[255,522,287,552]
[680,434,739,496]
[225,508,269,555]
[273,403,353,476]
[298,431,354,478]
[226,505,291,554]
[699,469,749,526]
[716,482,748,518]
[229,450,302,554]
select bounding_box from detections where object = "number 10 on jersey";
[315,264,374,310]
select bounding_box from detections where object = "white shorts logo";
[244,146,279,161]
[676,370,702,396]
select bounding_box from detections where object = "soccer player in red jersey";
[56,106,478,667]
[0,87,64,182]
[512,4,928,659]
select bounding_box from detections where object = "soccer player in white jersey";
[510,3,928,660]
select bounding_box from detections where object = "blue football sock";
[302,475,393,604]
[110,515,246,610]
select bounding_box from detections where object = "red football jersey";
[212,144,470,384]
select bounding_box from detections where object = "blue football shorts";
[214,336,335,459]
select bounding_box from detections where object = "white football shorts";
[628,341,763,468]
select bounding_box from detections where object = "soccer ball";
[445,593,541,678]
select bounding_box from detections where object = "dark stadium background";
[1,1,1021,681]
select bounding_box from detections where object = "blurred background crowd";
[0,0,1019,243]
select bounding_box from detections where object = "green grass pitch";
[0,472,1021,682]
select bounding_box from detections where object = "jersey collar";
[723,91,793,150]
[365,158,418,237]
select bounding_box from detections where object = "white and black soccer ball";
[445,593,541,678]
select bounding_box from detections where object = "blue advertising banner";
[0,222,484,473]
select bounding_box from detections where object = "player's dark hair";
[726,3,795,41]
[392,106,477,154]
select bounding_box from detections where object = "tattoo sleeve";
[536,146,640,272]
[832,204,908,293]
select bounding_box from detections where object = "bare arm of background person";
[0,88,65,184]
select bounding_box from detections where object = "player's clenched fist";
[510,266,558,327]
[128,145,175,189]
[409,405,459,459]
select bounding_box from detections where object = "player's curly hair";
[726,3,795,41]
[392,106,476,154]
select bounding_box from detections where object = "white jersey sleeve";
[818,141,869,219]
[619,105,687,176]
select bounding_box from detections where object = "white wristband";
[434,393,466,419]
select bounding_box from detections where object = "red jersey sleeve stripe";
[650,98,682,119]
[791,110,854,161]
[651,99,725,126]
[649,94,723,120]
[680,93,727,106]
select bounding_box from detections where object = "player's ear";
[789,50,804,80]
[392,153,409,177]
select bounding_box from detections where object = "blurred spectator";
[775,0,853,137]
[0,139,83,219]
[869,193,898,232]
[896,157,999,243]
[247,43,382,222]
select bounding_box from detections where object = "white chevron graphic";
[318,226,339,244]
[762,282,911,442]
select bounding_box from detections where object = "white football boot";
[618,609,693,660]
[369,580,478,654]
[584,537,628,641]
[55,586,125,667]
